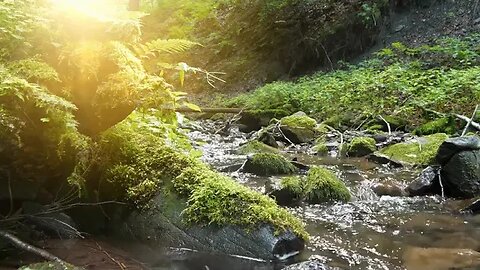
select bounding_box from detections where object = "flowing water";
[184,120,480,270]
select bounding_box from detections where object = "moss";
[280,176,303,195]
[19,262,80,270]
[414,117,456,136]
[366,124,384,133]
[313,141,328,156]
[237,140,279,155]
[243,153,298,176]
[346,137,376,157]
[304,166,351,203]
[175,165,309,240]
[379,133,448,166]
[280,114,317,130]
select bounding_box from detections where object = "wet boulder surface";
[107,193,305,260]
[406,165,441,197]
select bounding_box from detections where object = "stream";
[183,119,480,270]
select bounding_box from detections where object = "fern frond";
[136,39,201,58]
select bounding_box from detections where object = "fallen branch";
[95,242,126,270]
[378,115,392,136]
[0,230,71,269]
[461,104,479,136]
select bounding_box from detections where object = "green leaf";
[183,102,201,112]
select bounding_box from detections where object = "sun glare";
[50,0,128,20]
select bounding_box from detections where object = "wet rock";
[291,160,310,172]
[238,112,272,132]
[406,166,441,196]
[372,181,407,197]
[442,149,480,198]
[108,193,305,260]
[346,137,376,157]
[436,136,480,165]
[283,260,338,270]
[461,198,480,215]
[280,112,317,144]
[257,128,279,148]
[372,134,388,143]
[219,163,244,173]
[312,141,328,156]
[375,133,448,166]
[403,247,480,270]
[367,153,404,168]
[242,153,298,176]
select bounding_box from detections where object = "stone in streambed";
[436,136,480,165]
[242,153,298,176]
[280,112,317,144]
[406,166,441,197]
[346,137,376,157]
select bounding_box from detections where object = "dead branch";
[95,242,127,270]
[0,230,71,269]
[462,104,479,136]
[378,115,392,136]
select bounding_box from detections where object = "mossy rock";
[272,167,350,205]
[243,153,298,176]
[19,262,81,270]
[346,137,376,157]
[414,117,457,136]
[237,140,279,155]
[304,166,351,204]
[280,112,317,143]
[378,133,449,166]
[312,141,328,156]
[98,121,308,241]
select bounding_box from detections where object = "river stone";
[406,166,441,197]
[282,260,338,270]
[266,178,302,206]
[461,198,480,215]
[108,193,304,260]
[441,149,480,198]
[372,181,407,197]
[436,136,480,165]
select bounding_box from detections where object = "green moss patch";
[243,153,298,176]
[237,140,279,155]
[346,137,376,157]
[304,166,351,203]
[280,176,303,195]
[414,117,457,136]
[379,133,448,166]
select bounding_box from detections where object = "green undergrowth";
[98,118,308,240]
[379,133,448,166]
[230,35,480,128]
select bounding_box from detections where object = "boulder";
[406,166,441,196]
[283,260,339,270]
[108,192,305,260]
[436,136,480,165]
[242,153,298,176]
[280,112,317,144]
[376,133,448,166]
[441,149,480,198]
[346,137,376,157]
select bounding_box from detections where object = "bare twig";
[0,230,71,269]
[462,104,479,136]
[6,171,13,218]
[318,42,334,70]
[95,242,127,270]
[378,115,392,136]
